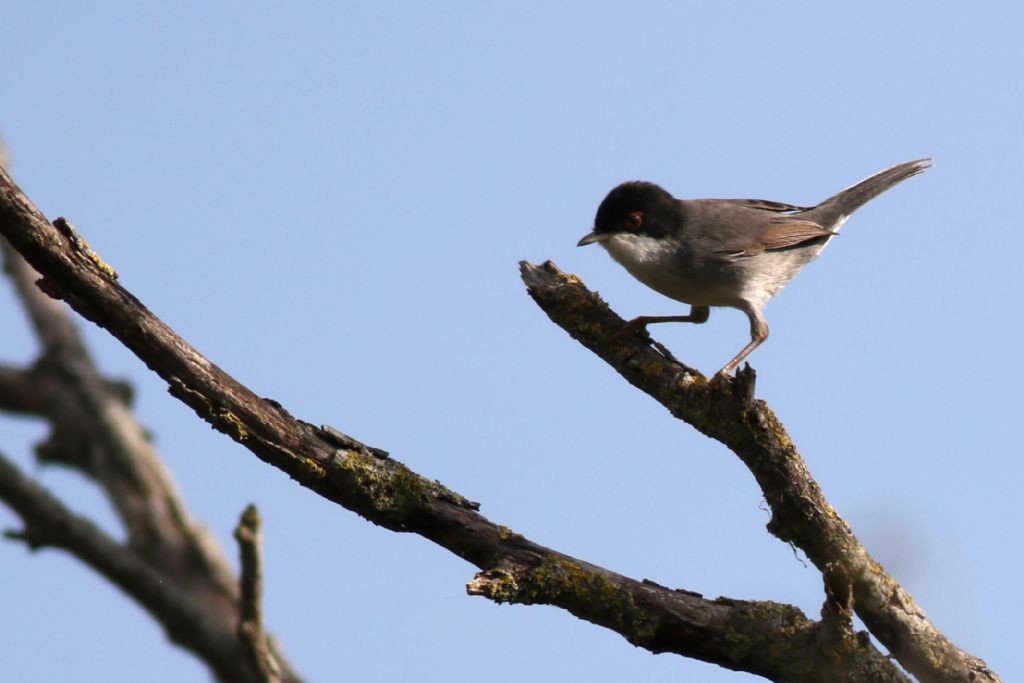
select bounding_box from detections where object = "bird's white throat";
[598,233,708,304]
[602,233,680,271]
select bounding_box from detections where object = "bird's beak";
[577,231,608,247]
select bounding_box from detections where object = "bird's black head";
[591,181,679,241]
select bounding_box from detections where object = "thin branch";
[518,259,998,683]
[234,505,282,683]
[0,160,913,682]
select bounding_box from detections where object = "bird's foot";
[611,317,653,342]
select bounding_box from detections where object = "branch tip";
[234,503,282,683]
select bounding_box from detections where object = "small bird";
[577,159,931,376]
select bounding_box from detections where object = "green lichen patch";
[721,600,817,668]
[470,570,520,603]
[334,449,430,519]
[519,557,658,645]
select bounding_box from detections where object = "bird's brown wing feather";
[741,219,834,256]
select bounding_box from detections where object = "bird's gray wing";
[713,198,810,213]
[684,200,830,259]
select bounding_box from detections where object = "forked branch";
[0,165,974,681]
[520,259,997,683]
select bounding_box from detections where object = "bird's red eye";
[625,211,644,229]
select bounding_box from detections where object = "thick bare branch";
[0,162,912,681]
[0,363,51,415]
[519,259,998,683]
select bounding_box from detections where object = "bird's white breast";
[601,233,738,306]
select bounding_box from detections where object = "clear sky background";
[2,3,1020,681]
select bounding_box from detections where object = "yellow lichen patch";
[212,408,249,441]
[53,217,118,279]
[86,249,118,279]
[302,456,326,478]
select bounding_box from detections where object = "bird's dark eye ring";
[625,211,644,229]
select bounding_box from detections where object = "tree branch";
[0,237,302,681]
[0,451,267,683]
[519,259,998,683]
[0,165,917,681]
[234,505,282,683]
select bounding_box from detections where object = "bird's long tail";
[809,158,932,229]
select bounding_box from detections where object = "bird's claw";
[611,318,651,342]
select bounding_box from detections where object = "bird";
[577,159,932,376]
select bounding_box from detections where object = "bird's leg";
[619,305,710,337]
[718,309,768,377]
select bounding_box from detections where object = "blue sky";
[2,3,1020,681]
